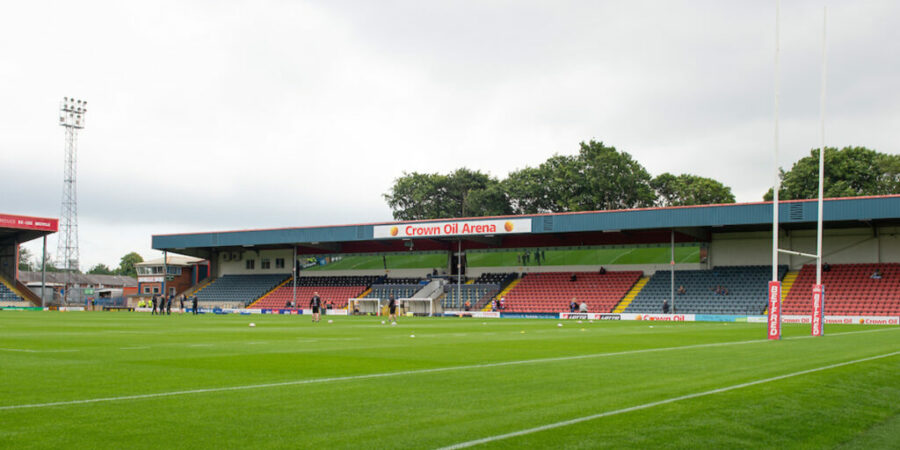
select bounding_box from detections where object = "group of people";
[516,249,546,266]
[489,296,506,312]
[138,294,199,315]
[568,298,588,313]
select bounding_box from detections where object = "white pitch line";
[0,348,79,353]
[437,350,900,449]
[0,327,895,411]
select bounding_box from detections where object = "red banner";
[767,281,782,340]
[811,284,825,336]
[0,214,58,232]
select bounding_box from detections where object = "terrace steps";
[781,271,799,301]
[248,277,294,308]
[357,287,373,299]
[0,276,28,304]
[483,279,520,311]
[191,277,217,296]
[613,276,649,313]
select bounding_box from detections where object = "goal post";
[401,297,436,317]
[348,298,382,315]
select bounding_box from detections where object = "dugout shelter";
[0,213,58,306]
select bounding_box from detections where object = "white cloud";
[3,0,898,270]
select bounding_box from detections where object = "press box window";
[246,259,255,270]
[261,259,271,269]
[275,258,285,269]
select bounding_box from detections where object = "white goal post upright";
[348,298,382,315]
[401,297,435,317]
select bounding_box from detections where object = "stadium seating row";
[203,264,900,316]
[782,263,900,316]
[625,266,788,315]
[502,271,642,313]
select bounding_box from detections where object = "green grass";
[0,312,897,449]
[468,246,701,267]
[304,253,447,271]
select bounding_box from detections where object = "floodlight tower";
[57,97,87,303]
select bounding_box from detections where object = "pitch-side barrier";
[27,307,900,325]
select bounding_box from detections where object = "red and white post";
[811,284,825,336]
[767,281,782,340]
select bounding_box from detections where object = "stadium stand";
[444,284,499,309]
[366,278,426,300]
[195,274,289,306]
[0,278,25,303]
[782,263,900,316]
[625,265,788,315]
[251,276,380,309]
[378,277,426,285]
[502,271,642,313]
[443,273,517,309]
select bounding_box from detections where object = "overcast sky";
[2,0,898,271]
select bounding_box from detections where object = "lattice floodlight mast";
[57,97,86,304]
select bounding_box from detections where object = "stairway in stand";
[613,276,649,313]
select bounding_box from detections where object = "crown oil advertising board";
[373,218,532,239]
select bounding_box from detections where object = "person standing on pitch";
[192,294,199,315]
[151,294,158,315]
[166,294,172,315]
[179,295,185,314]
[387,293,398,324]
[309,291,322,322]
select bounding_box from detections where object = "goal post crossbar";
[399,297,435,317]
[348,298,382,315]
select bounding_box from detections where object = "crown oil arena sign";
[373,218,532,239]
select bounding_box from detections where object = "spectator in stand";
[871,269,882,279]
[598,266,607,275]
[677,285,686,295]
[662,299,670,314]
[464,300,471,312]
[326,301,334,310]
[499,297,506,310]
[570,273,577,282]
[822,262,831,272]
[491,299,497,312]
[579,301,588,313]
[569,298,578,313]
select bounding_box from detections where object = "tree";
[18,247,34,271]
[384,169,510,220]
[652,173,736,206]
[116,252,144,278]
[504,166,558,214]
[764,146,900,200]
[506,141,656,213]
[573,140,656,210]
[87,263,115,275]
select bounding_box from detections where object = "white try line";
[0,327,895,411]
[437,349,900,449]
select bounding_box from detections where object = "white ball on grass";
[557,323,563,327]
[381,320,386,324]
[249,323,256,327]
[391,322,397,326]
[327,319,333,324]
[410,334,415,338]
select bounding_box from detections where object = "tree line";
[18,249,144,278]
[384,141,899,221]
